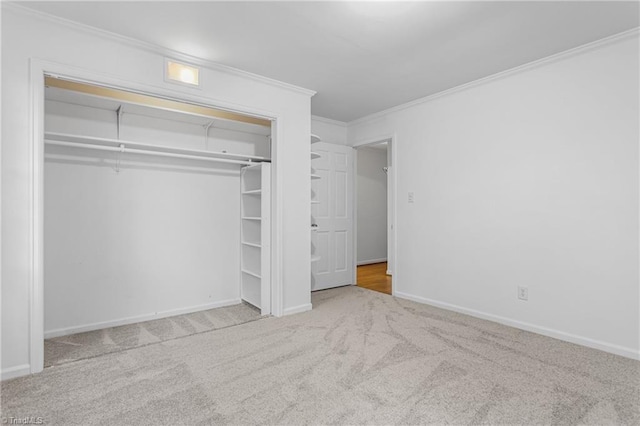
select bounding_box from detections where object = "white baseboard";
[283,303,313,316]
[357,258,387,266]
[394,291,640,361]
[44,298,242,339]
[386,269,392,276]
[1,364,31,381]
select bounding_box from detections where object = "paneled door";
[311,142,354,290]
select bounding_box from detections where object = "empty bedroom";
[1,1,639,425]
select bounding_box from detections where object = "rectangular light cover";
[166,61,200,86]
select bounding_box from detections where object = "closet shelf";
[310,134,322,144]
[242,217,261,221]
[242,189,262,195]
[311,255,321,263]
[244,163,266,170]
[310,151,321,159]
[241,269,261,279]
[311,200,320,204]
[45,76,272,136]
[45,132,270,166]
[242,241,262,248]
[311,174,321,180]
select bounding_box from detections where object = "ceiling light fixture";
[166,60,200,86]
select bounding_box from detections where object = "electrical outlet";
[408,192,414,203]
[518,286,528,301]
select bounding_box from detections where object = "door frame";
[28,58,284,374]
[352,134,397,295]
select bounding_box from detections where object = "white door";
[311,142,354,290]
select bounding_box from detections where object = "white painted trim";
[311,115,348,127]
[349,27,640,126]
[283,303,313,316]
[352,148,358,285]
[351,134,394,149]
[386,270,392,276]
[29,59,285,375]
[1,364,32,382]
[395,291,640,361]
[44,299,242,339]
[29,60,45,375]
[271,120,284,317]
[4,3,316,97]
[357,258,388,266]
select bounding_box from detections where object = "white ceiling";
[24,1,640,122]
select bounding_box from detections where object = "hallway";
[356,262,391,295]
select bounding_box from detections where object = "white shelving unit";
[241,163,271,315]
[310,135,321,265]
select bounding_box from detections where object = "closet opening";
[354,139,393,295]
[40,74,276,367]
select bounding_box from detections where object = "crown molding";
[349,26,640,127]
[3,2,317,97]
[311,115,347,127]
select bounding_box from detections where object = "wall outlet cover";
[518,286,528,301]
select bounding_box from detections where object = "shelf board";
[241,217,261,221]
[241,269,261,279]
[311,200,320,204]
[241,241,262,248]
[45,132,270,164]
[311,174,321,180]
[242,189,262,195]
[45,76,272,134]
[311,255,321,263]
[244,163,265,170]
[310,134,321,144]
[310,151,321,159]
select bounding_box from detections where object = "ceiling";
[23,1,640,122]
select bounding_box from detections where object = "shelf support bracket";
[204,121,215,149]
[116,106,124,140]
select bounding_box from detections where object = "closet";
[43,76,273,338]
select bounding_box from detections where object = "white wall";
[348,33,640,358]
[311,115,347,145]
[356,146,388,264]
[43,101,251,337]
[1,5,313,379]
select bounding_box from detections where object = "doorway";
[354,140,393,295]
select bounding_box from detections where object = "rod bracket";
[115,143,125,173]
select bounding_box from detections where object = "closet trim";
[29,59,285,376]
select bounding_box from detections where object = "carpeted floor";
[2,286,639,425]
[44,302,263,367]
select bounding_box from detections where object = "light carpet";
[2,286,639,425]
[44,302,262,367]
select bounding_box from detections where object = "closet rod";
[45,140,257,166]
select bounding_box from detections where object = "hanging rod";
[46,140,255,166]
[45,135,265,166]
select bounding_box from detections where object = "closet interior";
[43,76,273,343]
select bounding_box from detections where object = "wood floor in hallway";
[356,262,392,295]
